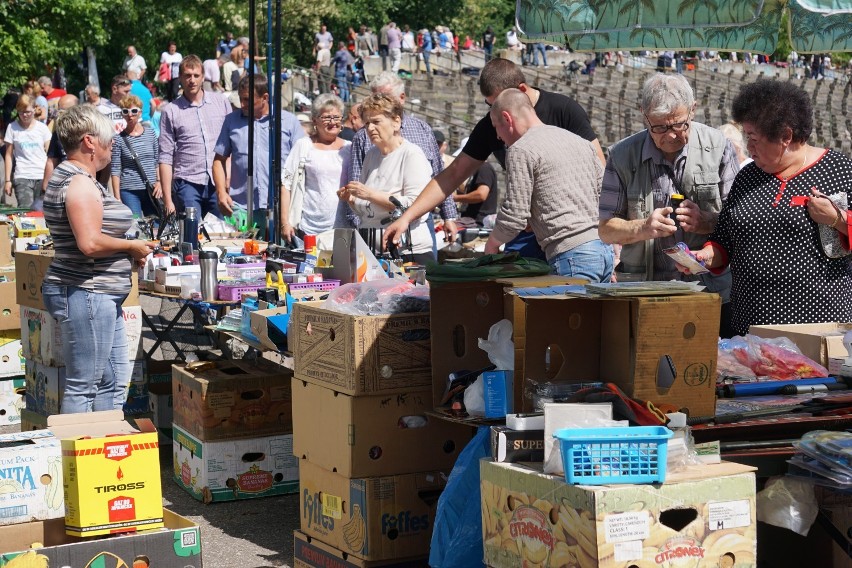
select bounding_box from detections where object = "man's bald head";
[58,94,78,110]
[489,88,542,146]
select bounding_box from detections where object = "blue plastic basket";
[554,426,673,485]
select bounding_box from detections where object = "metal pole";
[269,0,282,243]
[247,0,256,232]
[266,0,275,242]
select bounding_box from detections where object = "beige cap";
[296,113,311,123]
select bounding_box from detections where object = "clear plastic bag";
[756,476,819,536]
[718,334,829,380]
[321,280,429,315]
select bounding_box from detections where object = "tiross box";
[0,430,64,526]
[48,410,163,537]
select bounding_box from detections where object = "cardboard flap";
[46,409,149,439]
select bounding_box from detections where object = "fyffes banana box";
[47,410,163,537]
[0,430,64,525]
[299,460,446,561]
[481,460,758,568]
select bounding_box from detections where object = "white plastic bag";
[478,319,514,370]
[463,376,485,416]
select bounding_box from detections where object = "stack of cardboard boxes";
[0,221,24,425]
[170,358,300,503]
[0,410,203,566]
[15,249,144,427]
[290,301,473,566]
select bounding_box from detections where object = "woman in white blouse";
[280,93,350,241]
[337,93,434,264]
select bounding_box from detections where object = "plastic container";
[179,274,201,299]
[554,426,673,485]
[288,280,340,293]
[217,281,267,301]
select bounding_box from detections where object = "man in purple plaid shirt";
[159,54,232,218]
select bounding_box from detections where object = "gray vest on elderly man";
[609,121,732,300]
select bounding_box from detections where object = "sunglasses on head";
[121,108,141,115]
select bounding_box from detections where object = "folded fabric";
[425,252,551,282]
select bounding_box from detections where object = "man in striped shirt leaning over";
[158,54,232,218]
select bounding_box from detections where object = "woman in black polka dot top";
[681,80,852,336]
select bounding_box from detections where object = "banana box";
[0,376,24,425]
[299,460,446,562]
[172,425,299,503]
[481,460,758,568]
[46,410,163,537]
[0,430,65,525]
[293,530,428,567]
[0,330,24,379]
[24,360,65,416]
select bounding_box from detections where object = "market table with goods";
[0,212,849,568]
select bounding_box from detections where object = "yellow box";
[13,216,49,238]
[47,410,163,537]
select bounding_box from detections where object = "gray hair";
[85,83,100,96]
[641,74,694,117]
[718,123,744,152]
[369,71,405,98]
[55,104,114,154]
[310,93,345,121]
[37,76,52,87]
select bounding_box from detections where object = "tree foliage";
[1,0,510,97]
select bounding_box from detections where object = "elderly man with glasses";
[598,73,740,337]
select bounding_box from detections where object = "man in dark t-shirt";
[385,57,604,255]
[454,162,498,226]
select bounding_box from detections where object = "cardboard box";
[24,360,64,416]
[292,303,432,396]
[0,268,18,331]
[15,250,139,310]
[15,249,54,310]
[299,460,446,562]
[293,530,427,568]
[0,430,64,525]
[172,425,299,503]
[0,330,24,379]
[172,358,293,441]
[146,359,179,386]
[149,392,174,430]
[481,460,757,568]
[0,509,202,567]
[292,378,471,477]
[750,322,852,368]
[46,410,163,537]
[20,306,63,366]
[430,277,584,412]
[516,292,720,416]
[0,376,24,425]
[250,306,290,352]
[123,304,143,360]
[0,221,11,266]
[13,216,49,238]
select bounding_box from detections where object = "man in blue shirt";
[213,74,305,237]
[127,70,153,123]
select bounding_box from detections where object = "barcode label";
[322,493,342,519]
[0,505,27,519]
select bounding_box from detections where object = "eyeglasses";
[319,115,342,123]
[19,110,34,116]
[115,80,131,86]
[644,112,692,134]
[121,108,141,116]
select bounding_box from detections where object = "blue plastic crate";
[554,426,673,485]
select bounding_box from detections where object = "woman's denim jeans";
[548,239,614,283]
[42,284,129,413]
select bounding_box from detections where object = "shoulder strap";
[120,132,152,186]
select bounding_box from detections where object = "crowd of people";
[2,31,851,412]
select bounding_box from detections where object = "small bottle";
[183,207,199,249]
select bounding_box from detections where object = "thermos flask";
[199,250,219,302]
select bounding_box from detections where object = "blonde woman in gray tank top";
[42,105,154,414]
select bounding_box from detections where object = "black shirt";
[340,126,357,141]
[463,89,598,167]
[47,131,66,163]
[463,162,498,224]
